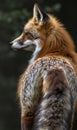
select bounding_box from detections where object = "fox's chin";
[23,44,35,52]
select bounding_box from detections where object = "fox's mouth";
[21,44,35,51]
[10,41,36,52]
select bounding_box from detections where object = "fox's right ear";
[33,3,49,25]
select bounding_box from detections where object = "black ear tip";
[34,0,38,4]
[34,0,38,5]
[34,2,39,8]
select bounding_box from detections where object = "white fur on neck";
[29,39,41,63]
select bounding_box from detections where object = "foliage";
[45,3,61,12]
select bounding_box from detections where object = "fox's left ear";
[33,3,49,25]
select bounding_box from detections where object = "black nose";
[10,42,13,45]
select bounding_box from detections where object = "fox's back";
[20,56,77,98]
[19,56,77,130]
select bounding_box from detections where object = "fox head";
[11,3,75,63]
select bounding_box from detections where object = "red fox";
[11,3,77,130]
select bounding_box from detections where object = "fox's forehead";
[23,20,40,38]
[24,18,42,32]
[24,23,38,35]
[24,23,33,30]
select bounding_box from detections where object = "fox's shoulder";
[18,55,77,98]
[23,56,77,78]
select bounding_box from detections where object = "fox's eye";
[26,32,34,39]
[25,31,40,39]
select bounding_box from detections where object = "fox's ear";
[33,3,49,25]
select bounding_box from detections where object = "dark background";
[0,0,77,130]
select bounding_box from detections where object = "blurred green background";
[0,0,77,130]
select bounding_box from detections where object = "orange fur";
[28,16,76,60]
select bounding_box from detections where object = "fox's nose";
[10,41,13,46]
